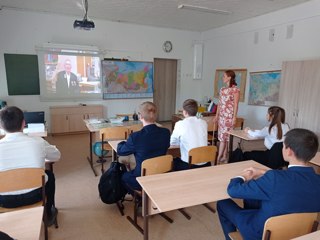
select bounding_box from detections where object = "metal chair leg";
[179,208,191,220]
[116,201,125,216]
[203,203,216,213]
[159,213,174,223]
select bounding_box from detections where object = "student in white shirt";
[243,106,290,169]
[0,106,61,226]
[170,99,210,171]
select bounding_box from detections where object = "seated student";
[0,106,61,226]
[170,99,210,171]
[117,102,170,193]
[242,106,289,169]
[217,128,320,240]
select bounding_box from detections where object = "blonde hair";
[139,102,157,122]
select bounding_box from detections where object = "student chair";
[127,124,143,135]
[0,168,49,240]
[127,155,174,234]
[93,126,129,174]
[204,116,218,146]
[187,145,218,214]
[228,212,319,240]
[234,117,244,148]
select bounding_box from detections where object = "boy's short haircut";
[139,101,157,123]
[284,128,319,162]
[0,106,24,133]
[183,99,198,116]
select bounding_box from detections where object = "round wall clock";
[163,41,173,53]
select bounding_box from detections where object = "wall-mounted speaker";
[193,43,203,80]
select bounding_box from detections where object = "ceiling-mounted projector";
[73,0,95,30]
[73,19,95,30]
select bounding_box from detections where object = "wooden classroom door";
[153,58,177,121]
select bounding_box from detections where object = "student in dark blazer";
[55,59,80,95]
[217,128,320,240]
[117,102,170,193]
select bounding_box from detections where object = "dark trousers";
[121,171,140,195]
[244,142,286,170]
[0,170,55,216]
[217,199,261,240]
[173,157,211,171]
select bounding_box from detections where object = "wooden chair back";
[99,126,129,142]
[262,212,319,240]
[188,146,218,166]
[234,117,244,129]
[0,167,45,214]
[141,155,173,176]
[229,212,319,240]
[127,124,143,135]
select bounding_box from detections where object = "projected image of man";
[55,59,80,95]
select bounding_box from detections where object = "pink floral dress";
[218,86,240,141]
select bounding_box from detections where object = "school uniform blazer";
[117,124,170,177]
[227,166,320,239]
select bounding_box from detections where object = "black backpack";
[98,161,128,204]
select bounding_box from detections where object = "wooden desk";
[292,230,320,240]
[137,160,269,240]
[0,128,47,138]
[227,129,263,161]
[0,206,43,240]
[84,119,141,176]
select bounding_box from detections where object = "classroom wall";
[0,8,201,129]
[1,0,320,130]
[201,0,320,128]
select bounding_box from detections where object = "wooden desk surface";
[108,140,179,152]
[137,160,269,214]
[0,129,47,138]
[228,129,262,141]
[292,230,320,240]
[84,119,141,132]
[0,206,43,240]
[309,152,320,167]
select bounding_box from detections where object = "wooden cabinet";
[279,60,320,136]
[50,105,103,134]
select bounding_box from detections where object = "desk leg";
[228,135,234,162]
[87,131,98,176]
[143,190,149,240]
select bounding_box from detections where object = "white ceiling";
[0,0,311,32]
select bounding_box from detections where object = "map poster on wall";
[102,60,153,99]
[214,69,247,102]
[248,70,281,106]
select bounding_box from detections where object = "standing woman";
[214,70,240,163]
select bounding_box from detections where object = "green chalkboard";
[4,53,40,95]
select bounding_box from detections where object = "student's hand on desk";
[241,169,254,182]
[243,167,267,180]
[244,127,250,133]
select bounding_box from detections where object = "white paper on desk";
[88,119,102,124]
[24,123,45,133]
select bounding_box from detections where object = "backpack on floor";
[98,161,127,204]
